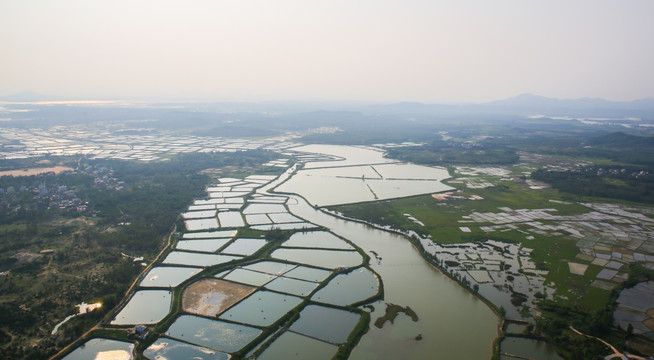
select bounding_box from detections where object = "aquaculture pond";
[500,337,563,360]
[182,278,255,317]
[251,222,317,230]
[68,150,499,360]
[505,322,528,334]
[282,231,354,250]
[257,331,338,360]
[183,230,237,239]
[220,237,267,255]
[144,338,229,360]
[165,315,261,353]
[110,290,171,325]
[262,160,499,360]
[245,213,273,225]
[275,146,453,207]
[242,260,296,275]
[311,267,379,306]
[62,338,134,360]
[185,218,220,231]
[271,248,363,269]
[218,290,303,327]
[268,212,304,223]
[162,251,240,267]
[264,276,318,297]
[243,203,287,214]
[217,211,245,227]
[290,305,361,344]
[222,268,278,286]
[283,265,332,282]
[176,238,232,253]
[139,266,202,287]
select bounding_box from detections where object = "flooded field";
[276,145,452,206]
[613,281,654,337]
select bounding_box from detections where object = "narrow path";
[501,353,537,360]
[569,325,620,355]
[122,223,177,298]
[48,224,177,360]
[568,325,647,359]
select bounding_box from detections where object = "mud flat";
[182,278,255,317]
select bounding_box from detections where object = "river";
[262,164,499,359]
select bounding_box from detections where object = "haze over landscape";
[2,0,654,102]
[2,2,654,360]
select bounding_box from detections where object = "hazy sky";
[2,1,653,102]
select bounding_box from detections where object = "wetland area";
[59,144,500,360]
[22,136,653,360]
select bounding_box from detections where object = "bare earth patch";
[182,278,255,317]
[568,262,588,276]
[643,318,654,331]
[591,257,609,266]
[0,166,73,177]
[431,192,453,201]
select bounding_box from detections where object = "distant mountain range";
[2,91,654,118]
[364,94,654,118]
[486,93,654,111]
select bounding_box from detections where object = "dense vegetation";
[532,166,654,204]
[581,132,654,166]
[0,150,277,359]
[385,143,519,165]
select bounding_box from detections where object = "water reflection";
[166,315,261,353]
[311,267,378,306]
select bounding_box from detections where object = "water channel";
[261,164,499,359]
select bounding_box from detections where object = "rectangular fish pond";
[111,290,172,325]
[144,338,229,360]
[165,314,262,353]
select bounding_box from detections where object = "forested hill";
[587,132,654,148]
[580,132,654,166]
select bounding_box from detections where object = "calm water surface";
[500,337,563,360]
[290,305,361,343]
[265,162,499,360]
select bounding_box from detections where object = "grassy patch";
[373,303,419,329]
